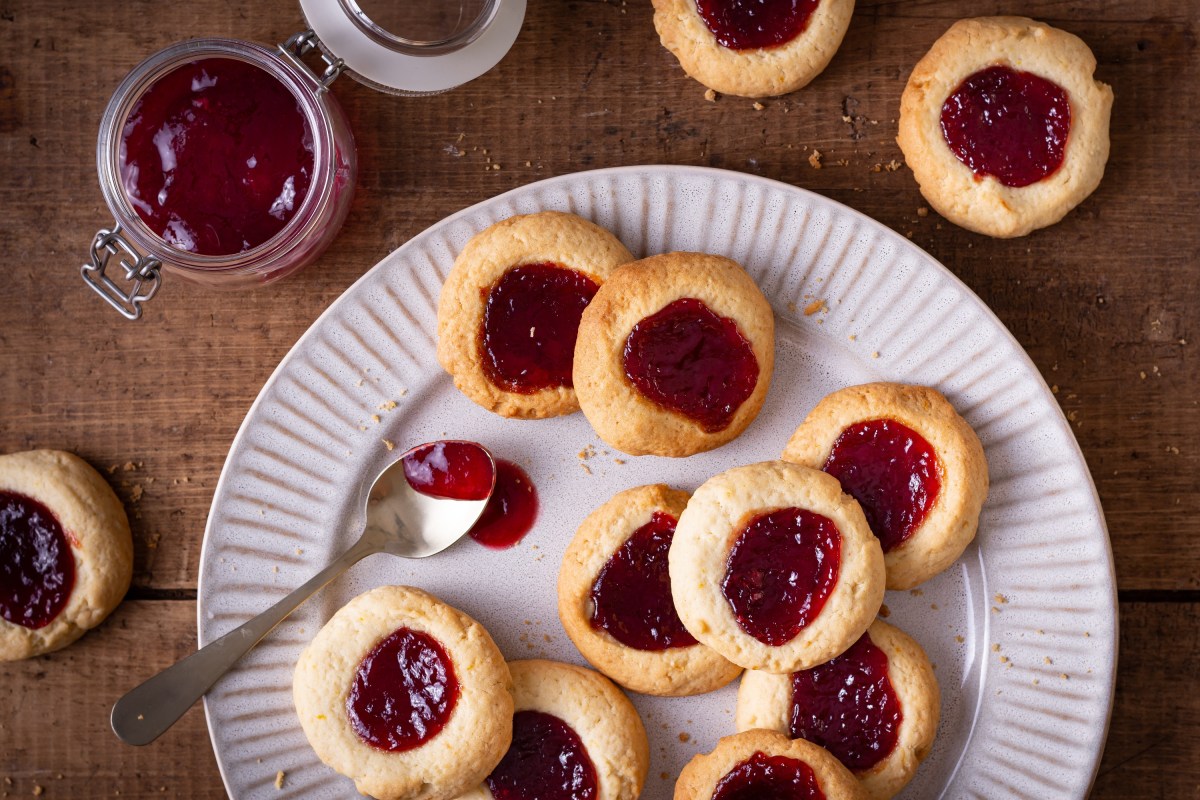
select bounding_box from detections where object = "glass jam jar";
[82,0,525,319]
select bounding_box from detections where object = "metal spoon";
[110,440,496,746]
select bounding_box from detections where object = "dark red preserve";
[940,64,1071,188]
[721,507,841,646]
[589,511,697,651]
[623,298,758,433]
[120,57,315,255]
[469,459,538,549]
[485,710,599,800]
[789,630,902,771]
[402,440,495,501]
[822,419,940,553]
[0,491,75,630]
[695,0,821,51]
[346,626,459,752]
[482,263,599,393]
[710,751,827,800]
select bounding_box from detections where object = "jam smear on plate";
[623,298,758,433]
[711,751,827,800]
[789,630,902,772]
[120,57,314,255]
[822,419,940,553]
[0,491,75,630]
[485,710,599,800]
[940,64,1071,188]
[482,263,600,393]
[721,507,841,646]
[589,511,697,651]
[402,440,495,501]
[346,626,459,752]
[695,0,821,51]
[469,459,538,549]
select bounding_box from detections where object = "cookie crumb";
[661,772,670,781]
[371,414,381,424]
[871,351,880,359]
[909,588,923,597]
[752,101,765,111]
[1044,656,1053,664]
[878,604,890,618]
[275,771,285,790]
[994,593,1008,604]
[613,458,626,465]
[129,484,144,502]
[955,635,964,643]
[678,732,691,743]
[884,159,903,172]
[383,439,395,451]
[32,787,42,797]
[803,299,826,316]
[808,149,823,169]
[704,88,717,102]
[379,400,397,411]
[917,207,929,217]
[355,378,364,387]
[992,643,1001,652]
[1060,673,1069,680]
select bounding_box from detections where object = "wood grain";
[0,0,1197,795]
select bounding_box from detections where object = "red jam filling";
[940,64,1071,188]
[588,511,697,651]
[0,491,76,630]
[695,0,821,51]
[346,626,459,752]
[721,508,840,646]
[711,751,827,800]
[822,419,941,553]
[469,459,538,549]
[789,631,902,772]
[120,57,314,255]
[402,441,495,501]
[485,710,599,800]
[623,298,759,433]
[482,263,600,393]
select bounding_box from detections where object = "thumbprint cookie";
[437,211,634,418]
[0,450,132,662]
[781,383,987,590]
[897,17,1113,238]
[293,586,514,800]
[675,729,868,800]
[736,620,940,800]
[456,659,650,800]
[652,0,855,98]
[669,461,884,673]
[558,484,742,696]
[573,252,774,457]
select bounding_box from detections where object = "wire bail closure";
[81,226,163,321]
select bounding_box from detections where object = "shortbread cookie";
[293,586,513,800]
[457,659,650,800]
[897,17,1113,238]
[558,484,742,696]
[669,461,884,673]
[0,450,132,662]
[437,211,634,418]
[675,729,868,800]
[781,383,987,590]
[574,253,774,457]
[653,0,855,98]
[736,620,940,800]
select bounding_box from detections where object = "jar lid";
[299,0,526,95]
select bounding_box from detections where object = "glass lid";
[299,0,526,95]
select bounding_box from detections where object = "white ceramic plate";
[198,166,1116,800]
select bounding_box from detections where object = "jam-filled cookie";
[652,0,855,98]
[897,17,1113,238]
[0,450,132,662]
[669,461,883,673]
[675,729,868,800]
[781,383,987,590]
[558,484,742,696]
[437,211,634,419]
[457,659,650,800]
[293,586,513,800]
[735,620,940,800]
[573,253,774,457]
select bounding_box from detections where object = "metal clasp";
[81,226,162,321]
[278,30,345,94]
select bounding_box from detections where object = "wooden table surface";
[1,0,1197,796]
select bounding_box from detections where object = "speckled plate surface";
[197,166,1116,800]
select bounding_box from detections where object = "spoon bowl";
[110,440,496,746]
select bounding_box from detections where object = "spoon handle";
[111,534,379,745]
